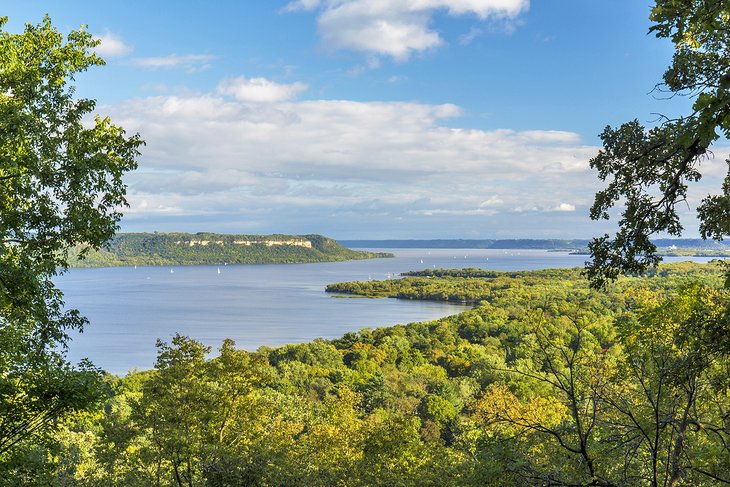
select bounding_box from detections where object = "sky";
[4,1,727,239]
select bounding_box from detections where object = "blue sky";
[5,1,724,239]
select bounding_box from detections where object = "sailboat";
[170,269,174,274]
[217,267,221,274]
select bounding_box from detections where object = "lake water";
[56,249,715,375]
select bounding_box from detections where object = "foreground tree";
[609,286,730,485]
[0,15,142,460]
[587,0,730,287]
[476,285,730,486]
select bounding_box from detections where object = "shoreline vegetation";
[325,262,726,303]
[29,261,730,485]
[67,232,393,267]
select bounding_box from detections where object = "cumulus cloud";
[285,0,529,59]
[131,54,215,71]
[93,31,133,57]
[554,203,576,212]
[107,95,591,181]
[96,82,603,237]
[218,76,308,102]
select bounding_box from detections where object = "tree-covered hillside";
[5,1,730,485]
[68,232,393,267]
[9,262,730,486]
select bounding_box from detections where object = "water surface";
[56,249,714,374]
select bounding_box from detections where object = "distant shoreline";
[340,238,730,250]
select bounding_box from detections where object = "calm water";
[55,249,714,375]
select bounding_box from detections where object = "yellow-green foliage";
[17,262,730,486]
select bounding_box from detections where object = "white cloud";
[516,202,577,213]
[480,196,504,207]
[286,0,529,59]
[93,31,133,57]
[109,95,590,181]
[131,54,215,72]
[97,83,601,236]
[554,203,576,212]
[519,130,581,144]
[218,76,308,102]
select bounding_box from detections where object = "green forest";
[4,1,730,486]
[326,263,726,303]
[67,233,392,267]
[5,262,730,486]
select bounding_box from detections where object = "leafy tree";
[0,15,141,459]
[606,286,730,486]
[473,286,730,486]
[475,309,618,486]
[199,339,278,486]
[137,335,213,487]
[586,1,730,287]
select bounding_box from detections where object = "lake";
[56,249,715,375]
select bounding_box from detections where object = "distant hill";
[340,238,730,250]
[339,239,589,249]
[68,233,393,267]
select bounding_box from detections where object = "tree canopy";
[0,16,142,459]
[6,263,726,486]
[587,0,730,288]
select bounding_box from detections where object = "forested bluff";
[67,232,393,267]
[10,261,730,486]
